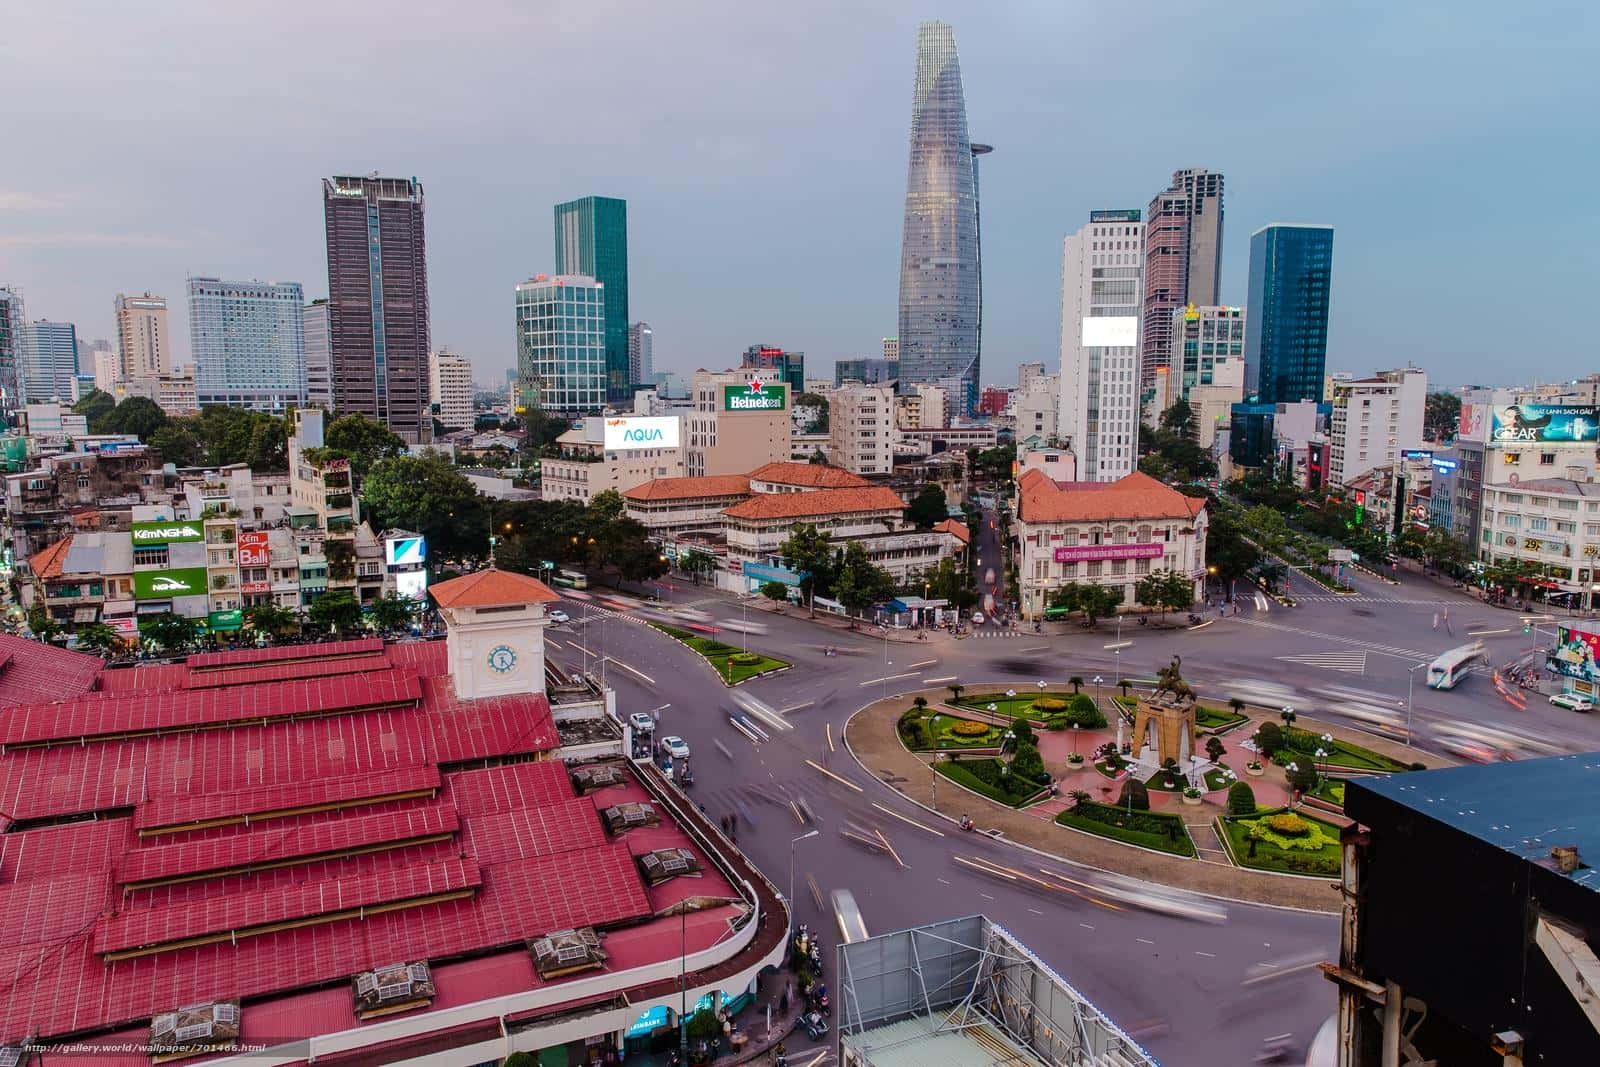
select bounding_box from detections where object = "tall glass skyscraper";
[188,277,306,412]
[18,320,78,403]
[896,21,987,416]
[515,274,606,414]
[1243,224,1335,404]
[0,287,23,420]
[554,196,629,401]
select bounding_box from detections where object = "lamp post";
[788,829,819,939]
[1405,662,1427,746]
[930,752,942,810]
[1072,721,1081,756]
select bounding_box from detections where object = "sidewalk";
[629,981,805,1067]
[847,687,1454,913]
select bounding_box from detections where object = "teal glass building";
[1243,224,1334,404]
[515,274,606,414]
[554,196,629,401]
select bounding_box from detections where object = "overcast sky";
[2,1,1594,389]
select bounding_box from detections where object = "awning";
[73,606,98,623]
[102,599,136,618]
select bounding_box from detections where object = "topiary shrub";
[1010,716,1037,747]
[1226,781,1257,816]
[1286,762,1318,794]
[897,708,932,750]
[1117,779,1150,811]
[1265,812,1311,836]
[949,719,991,737]
[728,652,761,665]
[1010,741,1046,784]
[1064,693,1108,729]
[1254,721,1283,756]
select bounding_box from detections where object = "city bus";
[1043,605,1073,622]
[1427,642,1486,690]
[552,569,589,589]
[831,889,868,944]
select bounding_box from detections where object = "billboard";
[1457,402,1487,442]
[237,531,270,567]
[1490,404,1599,446]
[131,520,204,545]
[395,569,428,601]
[1090,209,1141,223]
[385,535,426,567]
[134,567,208,600]
[1549,625,1600,684]
[603,416,681,450]
[722,381,787,412]
[1053,543,1164,563]
[1080,316,1138,348]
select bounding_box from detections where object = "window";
[1541,453,1557,465]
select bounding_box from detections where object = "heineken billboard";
[131,520,204,545]
[722,381,787,412]
[134,567,208,600]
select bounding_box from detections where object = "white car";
[549,609,570,624]
[971,612,986,626]
[1550,693,1595,713]
[628,711,656,733]
[659,735,691,760]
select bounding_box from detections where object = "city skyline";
[0,4,1592,388]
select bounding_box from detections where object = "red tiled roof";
[28,537,72,579]
[623,474,752,502]
[0,632,103,708]
[748,461,873,488]
[430,567,560,608]
[934,518,971,544]
[723,485,905,521]
[1018,469,1207,523]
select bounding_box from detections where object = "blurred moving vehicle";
[548,609,570,624]
[832,889,868,944]
[719,619,770,636]
[1550,692,1595,712]
[627,711,655,733]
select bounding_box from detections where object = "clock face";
[487,645,518,674]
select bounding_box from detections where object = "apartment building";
[541,415,684,504]
[684,370,791,477]
[830,384,894,474]
[1327,367,1427,487]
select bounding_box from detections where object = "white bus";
[552,568,589,589]
[831,889,868,945]
[1427,642,1486,690]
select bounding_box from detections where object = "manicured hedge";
[1055,800,1196,857]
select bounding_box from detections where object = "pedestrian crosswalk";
[971,630,1023,639]
[1294,595,1462,605]
[1275,650,1369,673]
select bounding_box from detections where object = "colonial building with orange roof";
[1015,468,1209,620]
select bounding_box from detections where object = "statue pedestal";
[1129,695,1198,774]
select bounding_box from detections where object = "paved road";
[548,556,1600,1067]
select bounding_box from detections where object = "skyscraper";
[18,320,78,403]
[514,274,606,414]
[188,277,306,412]
[1059,210,1145,481]
[0,287,22,419]
[1140,169,1224,385]
[322,175,431,441]
[1243,224,1335,404]
[554,196,628,401]
[303,300,331,410]
[896,21,987,416]
[628,322,653,387]
[115,292,171,379]
[740,345,805,396]
[429,348,474,430]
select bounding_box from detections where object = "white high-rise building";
[303,301,331,410]
[114,292,170,379]
[429,348,474,430]
[627,322,653,387]
[188,277,306,412]
[1327,366,1428,488]
[1059,210,1144,481]
[18,320,79,403]
[830,384,894,475]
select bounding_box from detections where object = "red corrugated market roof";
[27,537,72,580]
[135,765,442,835]
[0,632,103,710]
[186,636,384,671]
[748,461,873,488]
[623,474,752,502]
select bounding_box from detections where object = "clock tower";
[428,568,563,702]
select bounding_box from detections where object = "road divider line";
[922,675,958,685]
[825,723,836,753]
[953,855,1016,881]
[728,717,762,745]
[1195,951,1216,958]
[875,828,907,869]
[1188,620,1215,632]
[1018,645,1049,653]
[1136,938,1155,945]
[545,638,565,650]
[713,739,734,761]
[805,759,864,793]
[782,700,815,713]
[871,801,945,837]
[806,873,823,909]
[604,658,656,686]
[907,658,938,670]
[858,671,922,686]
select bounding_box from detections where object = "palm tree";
[947,683,964,703]
[912,696,929,713]
[74,622,120,657]
[1228,697,1246,714]
[1068,676,1084,694]
[1119,680,1131,699]
[1068,789,1091,810]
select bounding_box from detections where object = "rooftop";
[723,485,905,522]
[1348,753,1600,894]
[1486,478,1600,497]
[933,518,970,545]
[429,566,561,609]
[1018,469,1206,524]
[623,474,752,502]
[28,537,72,580]
[748,461,873,489]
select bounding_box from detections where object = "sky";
[2,1,1595,389]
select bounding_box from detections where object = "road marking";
[922,675,958,685]
[797,1050,829,1067]
[1079,923,1096,931]
[605,658,657,685]
[1195,951,1217,958]
[1136,938,1155,945]
[980,892,995,900]
[807,873,823,909]
[1275,649,1369,674]
[1103,640,1133,650]
[1188,619,1215,632]
[858,671,922,686]
[713,739,734,761]
[1467,628,1509,637]
[825,722,835,752]
[805,759,863,793]
[908,658,938,669]
[1018,645,1050,653]
[953,855,1016,881]
[871,801,945,837]
[1028,908,1044,915]
[875,828,907,869]
[728,717,763,744]
[782,700,815,713]
[937,877,951,885]
[545,638,565,649]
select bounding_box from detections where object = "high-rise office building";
[303,300,331,410]
[78,339,119,393]
[554,196,629,401]
[322,175,431,441]
[835,357,898,387]
[882,337,899,363]
[896,21,988,416]
[18,320,78,403]
[740,345,805,396]
[1059,210,1145,482]
[1140,169,1224,385]
[0,287,22,418]
[115,292,171,380]
[514,274,606,414]
[188,277,306,412]
[1243,224,1335,404]
[628,321,653,387]
[429,348,474,430]
[1168,304,1245,398]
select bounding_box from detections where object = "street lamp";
[1072,722,1081,756]
[788,829,819,938]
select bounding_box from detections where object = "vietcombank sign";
[134,567,208,600]
[130,520,204,545]
[722,382,787,412]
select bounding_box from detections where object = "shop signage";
[131,520,203,545]
[1490,404,1599,446]
[722,382,787,411]
[134,567,208,600]
[238,531,270,567]
[1550,625,1600,683]
[1053,543,1164,563]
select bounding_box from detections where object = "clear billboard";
[603,416,681,450]
[1081,316,1138,348]
[131,520,204,545]
[722,382,787,411]
[133,567,208,600]
[1550,625,1600,683]
[385,535,426,567]
[395,569,428,601]
[237,531,270,567]
[1490,404,1599,446]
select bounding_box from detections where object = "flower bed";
[935,757,1049,807]
[1272,731,1412,773]
[1055,800,1196,857]
[1218,807,1343,877]
[647,623,790,684]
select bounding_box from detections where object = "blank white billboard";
[1081,316,1138,348]
[603,416,681,450]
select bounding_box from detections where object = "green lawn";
[934,758,1048,807]
[1308,777,1347,807]
[648,622,790,684]
[1203,766,1237,791]
[1055,800,1196,857]
[1218,808,1343,877]
[1195,706,1249,732]
[1145,770,1188,792]
[926,713,1006,749]
[1274,733,1412,773]
[954,691,1077,720]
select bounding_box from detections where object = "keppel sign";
[1053,543,1165,563]
[131,520,204,545]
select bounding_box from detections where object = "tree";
[1064,694,1107,728]
[368,591,418,632]
[307,590,362,633]
[1117,779,1150,811]
[831,541,895,622]
[794,393,830,433]
[1226,781,1257,817]
[760,580,790,606]
[1068,676,1083,694]
[1135,571,1168,616]
[323,413,407,481]
[947,683,964,702]
[102,396,168,440]
[72,388,116,430]
[1010,741,1045,785]
[1228,697,1246,714]
[1254,721,1283,757]
[905,483,948,530]
[361,452,487,561]
[1069,789,1092,810]
[73,622,121,656]
[808,448,828,465]
[1159,398,1194,435]
[25,605,61,643]
[245,602,300,638]
[1156,569,1196,616]
[1205,736,1226,764]
[1424,391,1461,442]
[1009,717,1037,747]
[1206,509,1261,585]
[679,549,715,586]
[147,422,203,466]
[780,523,835,616]
[139,611,197,654]
[917,557,977,611]
[1286,760,1318,794]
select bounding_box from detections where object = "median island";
[648,622,790,684]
